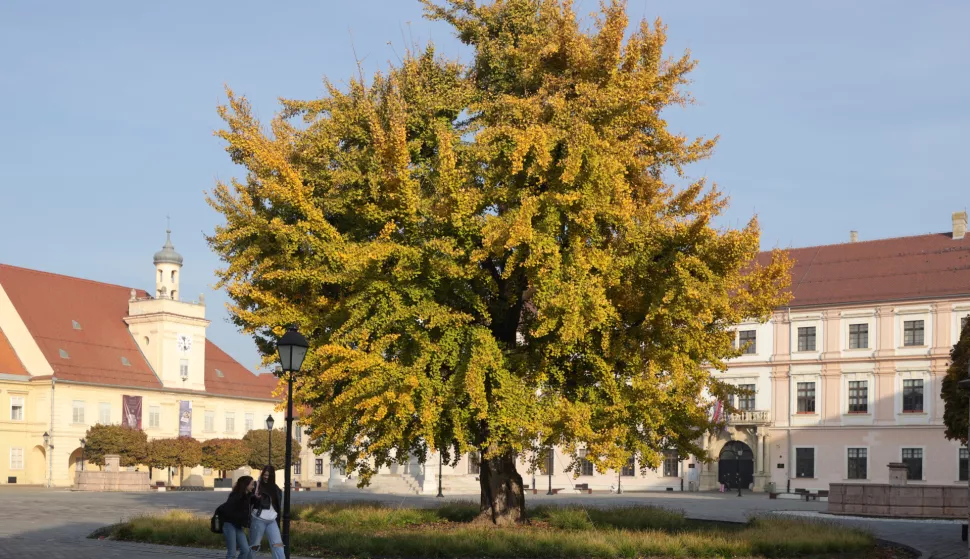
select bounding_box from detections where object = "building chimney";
[953,211,968,241]
[849,231,858,243]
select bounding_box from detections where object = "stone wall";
[73,454,150,492]
[828,483,966,519]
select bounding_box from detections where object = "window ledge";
[900,411,927,415]
[844,348,870,352]
[899,345,927,349]
[845,412,871,416]
[795,412,818,416]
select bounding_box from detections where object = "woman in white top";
[248,465,284,559]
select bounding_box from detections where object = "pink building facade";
[698,211,970,492]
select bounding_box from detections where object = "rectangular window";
[204,411,215,432]
[797,327,817,351]
[295,425,303,443]
[902,448,923,480]
[245,413,254,432]
[203,467,213,476]
[99,402,111,425]
[294,460,301,475]
[539,451,554,476]
[848,324,868,349]
[225,412,235,433]
[738,330,757,354]
[578,449,594,476]
[848,381,868,413]
[738,384,756,411]
[468,451,482,475]
[10,396,24,421]
[902,379,924,413]
[847,448,867,480]
[10,448,24,470]
[72,400,85,424]
[621,457,635,477]
[149,406,160,429]
[663,450,679,477]
[903,320,924,346]
[795,448,815,478]
[315,458,324,475]
[796,382,816,414]
[961,449,969,482]
[180,359,189,379]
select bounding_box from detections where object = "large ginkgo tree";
[207,0,791,524]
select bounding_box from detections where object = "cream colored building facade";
[0,231,330,488]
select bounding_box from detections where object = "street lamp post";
[266,415,275,466]
[43,432,51,487]
[79,438,86,472]
[546,450,553,495]
[276,325,309,559]
[736,451,742,497]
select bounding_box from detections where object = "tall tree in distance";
[207,0,791,524]
[242,429,302,469]
[942,319,970,444]
[83,424,148,468]
[201,438,250,478]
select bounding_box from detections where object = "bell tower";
[153,226,183,301]
[126,225,209,391]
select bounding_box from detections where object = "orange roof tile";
[0,327,28,377]
[760,231,970,308]
[0,264,276,399]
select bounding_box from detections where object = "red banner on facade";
[123,395,142,429]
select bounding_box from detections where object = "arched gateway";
[718,440,754,490]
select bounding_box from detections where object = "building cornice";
[123,312,210,328]
[41,378,280,404]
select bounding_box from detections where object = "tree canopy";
[242,428,303,469]
[148,437,203,482]
[201,438,251,477]
[942,319,970,444]
[207,0,791,523]
[83,424,148,468]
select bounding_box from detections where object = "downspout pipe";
[786,307,793,491]
[49,375,56,488]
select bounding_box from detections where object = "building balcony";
[727,409,771,426]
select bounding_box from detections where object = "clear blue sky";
[2,1,967,370]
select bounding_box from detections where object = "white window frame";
[245,413,254,432]
[98,402,111,425]
[845,446,869,481]
[790,367,822,425]
[900,446,925,482]
[225,412,235,433]
[9,395,24,421]
[951,305,970,345]
[148,406,161,429]
[793,446,817,479]
[841,368,875,424]
[204,411,215,433]
[895,368,931,423]
[179,359,189,380]
[9,447,24,470]
[894,307,932,354]
[72,400,85,424]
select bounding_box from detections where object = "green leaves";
[208,0,791,499]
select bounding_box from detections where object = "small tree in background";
[201,438,250,478]
[84,424,148,468]
[243,429,302,469]
[942,319,970,444]
[146,437,203,484]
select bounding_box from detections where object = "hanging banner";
[122,395,142,429]
[178,400,192,437]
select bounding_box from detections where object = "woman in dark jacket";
[249,465,284,559]
[220,475,253,559]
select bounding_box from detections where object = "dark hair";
[260,465,276,486]
[232,475,253,495]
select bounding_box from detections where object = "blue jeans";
[249,514,285,559]
[223,522,250,559]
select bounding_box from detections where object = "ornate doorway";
[718,440,754,490]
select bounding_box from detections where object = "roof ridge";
[764,231,956,254]
[0,263,145,293]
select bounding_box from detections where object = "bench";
[798,489,828,501]
[574,483,593,494]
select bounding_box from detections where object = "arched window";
[158,269,162,282]
[171,290,177,300]
[171,270,177,282]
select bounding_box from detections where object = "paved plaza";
[0,487,962,558]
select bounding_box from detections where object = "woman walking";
[249,465,285,559]
[219,475,253,559]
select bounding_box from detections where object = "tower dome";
[153,229,183,266]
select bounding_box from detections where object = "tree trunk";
[478,451,526,525]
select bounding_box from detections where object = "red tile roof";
[762,231,970,308]
[0,327,28,377]
[0,264,276,399]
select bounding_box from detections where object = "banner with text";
[178,400,192,437]
[122,395,142,429]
